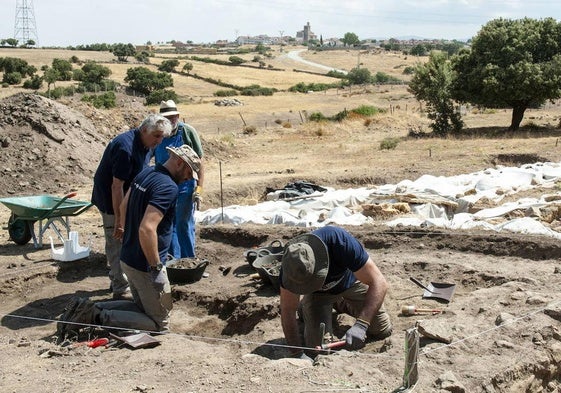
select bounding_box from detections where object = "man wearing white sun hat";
[154,99,205,259]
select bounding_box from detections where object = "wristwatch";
[150,263,163,272]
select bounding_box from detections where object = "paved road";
[282,49,348,74]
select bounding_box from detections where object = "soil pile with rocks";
[0,93,142,197]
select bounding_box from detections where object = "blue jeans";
[168,180,196,258]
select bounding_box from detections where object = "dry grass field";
[2,45,560,205]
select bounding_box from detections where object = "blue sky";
[1,0,559,47]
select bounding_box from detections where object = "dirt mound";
[0,93,140,197]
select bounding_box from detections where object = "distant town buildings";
[296,22,317,43]
[144,21,466,54]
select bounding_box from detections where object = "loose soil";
[1,66,561,391]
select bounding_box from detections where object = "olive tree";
[158,59,180,72]
[452,17,561,131]
[112,43,136,62]
[124,66,173,95]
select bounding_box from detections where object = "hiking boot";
[56,297,83,340]
[56,297,97,341]
[112,288,133,301]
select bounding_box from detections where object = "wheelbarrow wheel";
[8,213,32,245]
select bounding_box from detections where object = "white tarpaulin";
[196,161,561,239]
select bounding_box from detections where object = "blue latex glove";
[345,319,369,350]
[150,269,166,292]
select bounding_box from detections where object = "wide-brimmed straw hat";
[166,144,201,180]
[159,100,180,116]
[281,233,329,294]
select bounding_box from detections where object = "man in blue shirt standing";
[154,100,204,259]
[91,114,172,300]
[279,226,392,360]
[57,145,201,339]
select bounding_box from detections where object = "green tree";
[25,39,36,47]
[135,51,150,63]
[52,58,73,81]
[342,32,359,47]
[452,17,561,131]
[410,44,428,56]
[43,67,60,91]
[112,43,136,62]
[78,62,112,86]
[124,66,173,95]
[182,62,193,75]
[5,38,18,47]
[158,59,180,72]
[345,67,372,85]
[409,51,463,135]
[0,57,35,76]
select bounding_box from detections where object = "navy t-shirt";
[91,128,151,214]
[120,164,178,272]
[281,226,369,294]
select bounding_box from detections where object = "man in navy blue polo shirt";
[57,145,201,338]
[91,114,172,300]
[279,226,392,360]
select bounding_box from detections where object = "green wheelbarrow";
[0,192,92,249]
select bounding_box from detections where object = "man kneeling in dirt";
[280,226,392,360]
[57,145,201,340]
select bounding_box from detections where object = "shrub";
[309,112,328,122]
[2,72,22,85]
[351,105,382,117]
[380,137,400,150]
[326,70,346,79]
[373,72,401,84]
[332,109,349,122]
[23,75,43,89]
[214,89,238,97]
[47,87,64,99]
[145,89,178,105]
[240,85,275,96]
[229,56,245,65]
[81,91,116,109]
[403,66,415,75]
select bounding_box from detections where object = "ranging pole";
[14,0,39,45]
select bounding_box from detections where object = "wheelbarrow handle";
[64,192,77,199]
